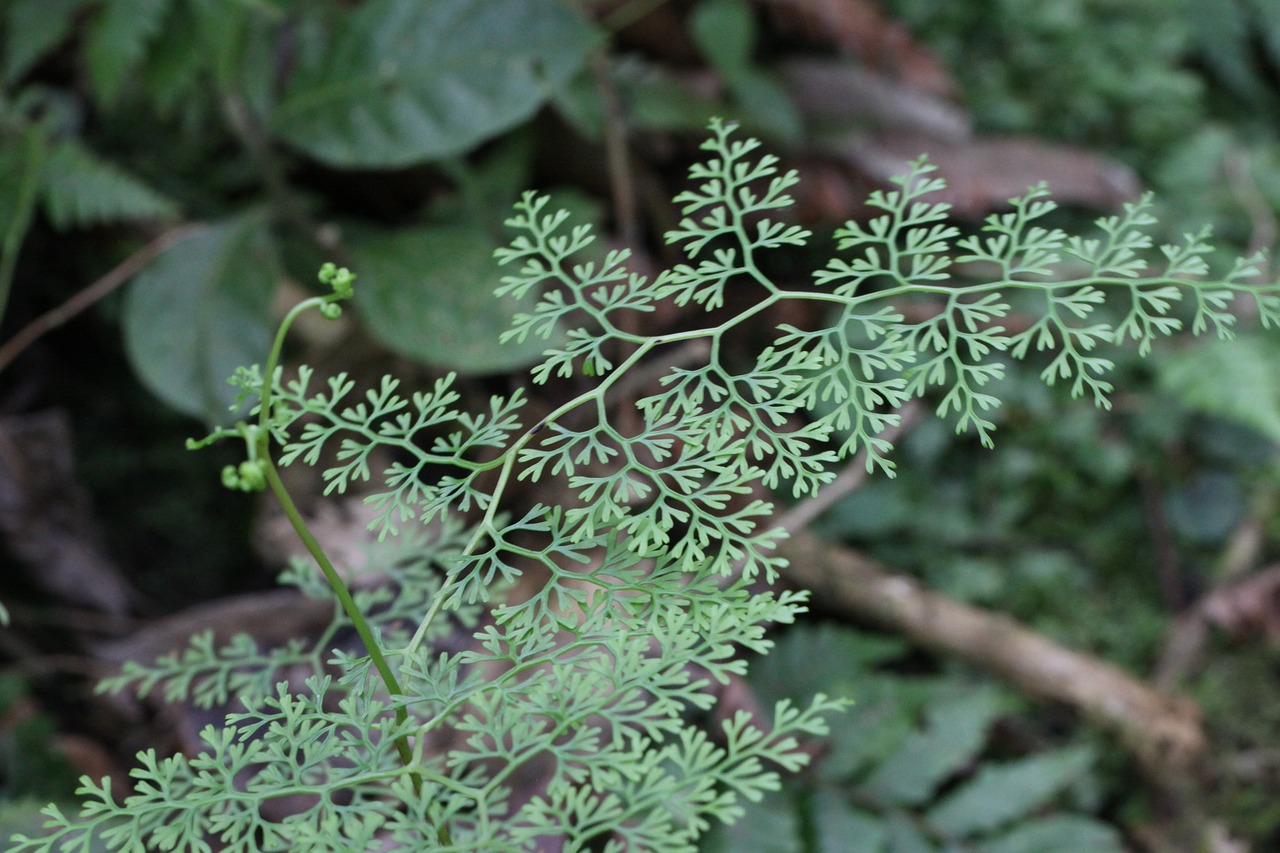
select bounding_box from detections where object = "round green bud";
[319,302,342,320]
[237,460,267,492]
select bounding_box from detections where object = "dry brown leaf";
[763,0,957,96]
[1200,564,1280,641]
[0,411,136,618]
[779,58,970,142]
[839,132,1141,217]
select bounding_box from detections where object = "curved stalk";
[250,283,432,803]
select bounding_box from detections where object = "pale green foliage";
[13,121,1279,851]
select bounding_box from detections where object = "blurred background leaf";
[123,213,277,422]
[273,0,597,167]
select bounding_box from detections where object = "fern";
[12,121,1279,851]
[41,138,178,230]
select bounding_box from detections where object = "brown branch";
[779,529,1205,775]
[0,224,202,373]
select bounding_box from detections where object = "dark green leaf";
[690,0,755,81]
[1165,472,1246,545]
[886,812,936,853]
[750,624,907,709]
[124,213,278,422]
[273,0,597,167]
[1186,0,1271,102]
[925,747,1095,838]
[729,70,804,144]
[700,791,800,853]
[978,816,1124,853]
[811,789,887,853]
[187,0,277,116]
[3,0,86,84]
[862,688,1005,808]
[624,68,722,131]
[350,225,552,373]
[85,0,172,106]
[138,6,204,114]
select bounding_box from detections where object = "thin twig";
[0,224,202,373]
[780,529,1205,774]
[590,49,639,250]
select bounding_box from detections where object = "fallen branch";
[779,529,1205,774]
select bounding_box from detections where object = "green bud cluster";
[221,460,266,492]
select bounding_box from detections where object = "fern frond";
[41,139,178,230]
[35,121,1280,853]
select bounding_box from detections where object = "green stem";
[259,455,415,770]
[252,290,433,805]
[0,129,46,331]
[403,335,663,655]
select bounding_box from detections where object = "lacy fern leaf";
[14,120,1280,852]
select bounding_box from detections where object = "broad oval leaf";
[273,0,597,167]
[350,225,550,373]
[124,213,278,423]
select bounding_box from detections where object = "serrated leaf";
[350,225,553,373]
[123,212,278,422]
[925,746,1095,838]
[41,140,178,229]
[85,0,172,106]
[977,815,1124,853]
[862,688,1005,807]
[4,0,86,84]
[273,0,597,167]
